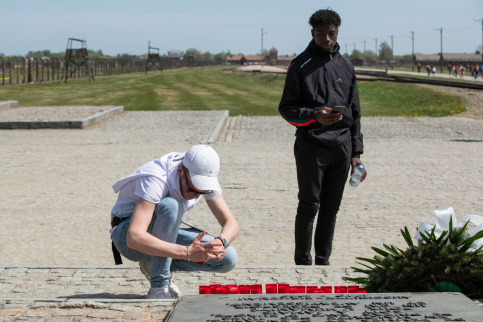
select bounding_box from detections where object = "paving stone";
[1,111,482,319]
[87,310,120,319]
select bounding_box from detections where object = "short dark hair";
[309,9,341,28]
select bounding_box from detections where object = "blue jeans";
[111,197,238,288]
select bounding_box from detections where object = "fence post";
[34,57,39,83]
[52,58,56,82]
[1,56,4,86]
[27,57,33,83]
[8,58,12,85]
[44,57,50,82]
[40,58,45,82]
[57,58,62,81]
[16,58,21,84]
[23,57,27,84]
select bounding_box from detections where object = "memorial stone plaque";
[167,293,483,322]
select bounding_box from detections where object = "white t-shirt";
[110,152,221,222]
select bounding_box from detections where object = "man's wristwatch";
[216,236,228,248]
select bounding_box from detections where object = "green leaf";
[459,230,483,252]
[351,267,373,274]
[359,263,375,270]
[360,258,383,266]
[356,257,382,266]
[383,244,402,256]
[473,244,483,254]
[420,231,433,244]
[343,277,368,284]
[465,228,483,243]
[371,247,389,257]
[428,226,438,242]
[401,226,414,247]
[436,230,448,244]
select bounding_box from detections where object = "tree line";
[1,42,417,66]
[343,40,413,65]
[0,48,234,63]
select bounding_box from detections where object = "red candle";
[227,286,240,294]
[348,285,360,293]
[334,286,347,293]
[250,284,262,294]
[210,284,220,294]
[289,286,299,293]
[319,286,332,293]
[307,286,318,293]
[239,284,250,294]
[356,289,367,293]
[266,284,277,294]
[199,285,210,294]
[278,284,289,293]
[215,286,227,294]
[297,286,306,293]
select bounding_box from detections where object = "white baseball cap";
[182,145,220,192]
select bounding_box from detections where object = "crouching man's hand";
[187,231,225,263]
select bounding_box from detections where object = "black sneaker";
[315,258,330,265]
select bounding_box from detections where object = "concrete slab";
[169,293,483,322]
[207,110,229,143]
[0,100,19,110]
[0,105,123,129]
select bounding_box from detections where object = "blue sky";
[2,0,482,57]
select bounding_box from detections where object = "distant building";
[441,53,481,65]
[226,55,248,65]
[276,54,296,67]
[413,53,481,66]
[226,47,296,66]
[348,57,363,66]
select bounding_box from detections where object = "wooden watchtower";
[145,41,163,73]
[62,38,94,82]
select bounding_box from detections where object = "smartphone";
[331,106,346,114]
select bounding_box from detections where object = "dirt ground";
[421,84,483,120]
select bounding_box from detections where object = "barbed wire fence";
[0,56,219,86]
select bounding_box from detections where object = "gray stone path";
[1,107,482,320]
[0,105,123,129]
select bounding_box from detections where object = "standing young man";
[279,9,366,266]
[110,145,238,298]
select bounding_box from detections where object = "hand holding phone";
[331,106,346,114]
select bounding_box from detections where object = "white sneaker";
[146,287,173,299]
[140,261,182,298]
[169,276,182,298]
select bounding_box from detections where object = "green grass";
[0,65,466,117]
[359,81,465,116]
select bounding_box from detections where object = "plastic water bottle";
[349,165,364,188]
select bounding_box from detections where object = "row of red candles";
[199,284,367,295]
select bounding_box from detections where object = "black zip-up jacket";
[279,40,363,158]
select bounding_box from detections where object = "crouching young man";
[110,145,239,299]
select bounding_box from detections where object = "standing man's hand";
[314,107,343,125]
[350,158,367,182]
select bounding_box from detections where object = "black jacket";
[278,40,363,158]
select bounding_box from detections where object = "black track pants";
[293,135,351,265]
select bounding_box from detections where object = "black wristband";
[216,236,227,248]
